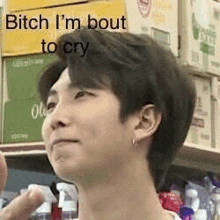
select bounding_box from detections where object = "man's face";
[42,68,136,183]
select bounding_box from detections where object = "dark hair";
[38,28,196,191]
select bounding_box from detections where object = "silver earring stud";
[132,138,138,147]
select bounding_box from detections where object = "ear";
[133,104,162,142]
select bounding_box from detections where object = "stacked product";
[179,0,220,75]
[124,0,178,56]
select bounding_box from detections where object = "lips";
[51,139,79,150]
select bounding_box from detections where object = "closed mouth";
[51,139,79,150]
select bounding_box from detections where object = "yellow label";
[2,0,126,56]
[153,0,172,11]
[6,0,88,12]
[151,11,165,24]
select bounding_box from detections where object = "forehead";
[50,68,71,92]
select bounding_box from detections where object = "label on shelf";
[2,0,126,56]
[3,53,57,101]
[184,75,211,148]
[2,99,46,143]
[124,0,178,56]
[179,0,220,75]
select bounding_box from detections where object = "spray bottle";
[56,183,78,219]
[28,184,57,220]
[211,193,220,220]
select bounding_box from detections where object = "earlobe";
[134,105,162,142]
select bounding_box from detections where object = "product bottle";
[28,184,57,220]
[194,209,207,220]
[56,183,78,219]
[35,202,51,220]
[179,207,194,220]
[211,194,220,220]
[62,200,78,219]
[0,198,4,211]
[186,189,200,213]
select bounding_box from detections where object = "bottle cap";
[186,189,198,198]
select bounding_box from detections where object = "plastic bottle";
[194,209,207,220]
[186,189,200,213]
[179,207,194,220]
[56,183,78,219]
[211,194,220,220]
[62,200,78,219]
[28,184,57,220]
[0,198,4,211]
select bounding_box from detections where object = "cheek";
[41,117,51,149]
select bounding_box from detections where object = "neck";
[75,159,171,220]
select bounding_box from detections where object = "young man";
[0,28,196,220]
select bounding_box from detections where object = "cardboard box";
[184,75,212,148]
[2,99,46,143]
[214,79,220,149]
[6,0,88,12]
[2,0,126,56]
[2,53,57,101]
[124,0,178,56]
[179,0,220,75]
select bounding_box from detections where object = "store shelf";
[173,143,220,174]
[0,142,46,156]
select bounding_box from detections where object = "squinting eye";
[75,91,93,99]
[46,102,56,110]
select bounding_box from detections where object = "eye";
[46,102,56,111]
[75,91,94,99]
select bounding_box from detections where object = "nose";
[49,104,71,130]
[51,120,66,130]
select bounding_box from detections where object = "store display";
[179,0,220,75]
[2,54,56,101]
[57,182,78,219]
[215,80,220,149]
[124,0,178,56]
[2,99,46,143]
[184,75,212,148]
[1,0,220,219]
[1,53,57,143]
[211,193,220,220]
[185,180,211,220]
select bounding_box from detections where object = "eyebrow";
[48,89,57,98]
[47,83,83,99]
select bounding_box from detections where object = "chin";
[52,160,82,182]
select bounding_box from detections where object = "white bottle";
[194,209,207,220]
[56,183,78,219]
[28,184,57,220]
[186,189,200,213]
[35,202,51,220]
[0,198,4,211]
[211,194,220,220]
[62,200,78,219]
